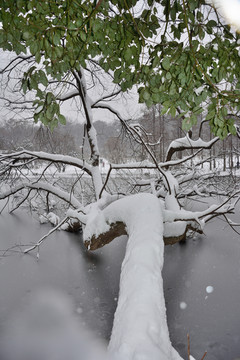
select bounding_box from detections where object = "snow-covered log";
[83,193,185,360]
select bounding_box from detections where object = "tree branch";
[0,181,82,209]
[165,134,219,162]
[24,216,70,257]
[0,150,92,176]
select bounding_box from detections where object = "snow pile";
[83,202,110,243]
[164,220,187,238]
[39,212,60,226]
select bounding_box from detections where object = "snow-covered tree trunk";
[73,68,103,200]
[84,193,184,360]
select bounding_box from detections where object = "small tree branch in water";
[24,216,70,258]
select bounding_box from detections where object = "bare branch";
[0,150,92,176]
[9,189,32,213]
[24,216,70,257]
[91,89,122,107]
[57,90,80,102]
[0,54,34,74]
[99,165,112,199]
[0,181,81,209]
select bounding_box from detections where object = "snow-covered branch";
[0,181,82,209]
[166,134,219,162]
[57,90,80,102]
[0,54,34,74]
[110,150,202,170]
[163,198,236,224]
[0,150,92,175]
[72,69,103,199]
[24,215,71,257]
[91,88,122,107]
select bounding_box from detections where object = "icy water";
[0,203,240,360]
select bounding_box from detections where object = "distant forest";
[1,106,239,170]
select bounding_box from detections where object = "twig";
[187,333,190,360]
[9,189,32,213]
[0,243,33,257]
[130,125,172,194]
[0,198,9,214]
[223,214,240,236]
[99,165,112,199]
[24,216,70,256]
[201,351,207,360]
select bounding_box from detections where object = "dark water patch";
[0,208,127,340]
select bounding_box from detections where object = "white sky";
[213,0,240,31]
[0,50,143,125]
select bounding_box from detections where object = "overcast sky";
[212,0,240,31]
[0,50,143,125]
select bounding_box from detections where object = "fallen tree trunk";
[83,193,185,360]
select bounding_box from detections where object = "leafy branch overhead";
[1,0,240,137]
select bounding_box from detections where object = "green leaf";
[169,105,176,117]
[35,51,41,63]
[205,109,216,120]
[162,57,170,70]
[46,105,54,119]
[207,20,217,28]
[59,114,66,125]
[55,46,63,58]
[152,92,161,103]
[22,32,31,40]
[220,107,228,117]
[22,80,27,94]
[29,77,38,90]
[182,117,192,131]
[46,92,54,105]
[124,47,132,62]
[53,32,61,46]
[166,72,172,80]
[80,31,87,42]
[198,26,205,40]
[142,89,151,101]
[30,41,38,55]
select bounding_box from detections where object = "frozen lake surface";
[0,201,240,360]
